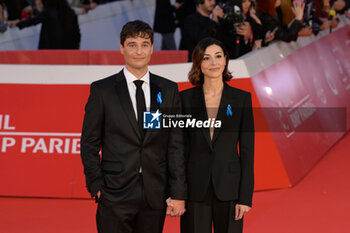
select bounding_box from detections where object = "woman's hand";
[298,26,313,37]
[320,19,332,30]
[250,8,262,25]
[265,29,276,43]
[291,0,305,21]
[253,39,262,50]
[235,204,251,220]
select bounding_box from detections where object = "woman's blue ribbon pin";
[157,92,162,104]
[226,104,232,116]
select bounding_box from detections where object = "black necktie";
[134,80,146,139]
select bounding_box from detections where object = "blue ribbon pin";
[226,104,232,116]
[157,92,162,104]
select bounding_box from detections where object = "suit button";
[136,167,142,173]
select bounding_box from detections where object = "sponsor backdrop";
[0,25,349,198]
[251,26,350,184]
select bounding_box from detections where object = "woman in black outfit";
[180,37,255,233]
[15,0,81,49]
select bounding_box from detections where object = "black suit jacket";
[180,12,223,61]
[17,6,81,49]
[81,70,187,209]
[153,0,176,33]
[181,83,254,207]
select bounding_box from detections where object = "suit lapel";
[192,86,213,151]
[149,76,162,112]
[114,71,141,140]
[144,73,162,143]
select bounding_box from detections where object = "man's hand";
[235,204,251,220]
[174,2,183,10]
[236,22,252,41]
[7,19,20,28]
[166,198,186,217]
[212,7,224,22]
[94,190,101,203]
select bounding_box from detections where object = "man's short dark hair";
[195,0,205,5]
[120,20,154,46]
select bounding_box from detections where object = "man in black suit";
[180,0,224,61]
[153,0,177,50]
[80,20,187,233]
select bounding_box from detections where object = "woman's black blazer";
[181,82,255,207]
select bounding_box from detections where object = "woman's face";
[200,44,226,81]
[275,0,281,7]
[242,0,252,15]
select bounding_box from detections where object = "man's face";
[35,0,43,12]
[201,0,216,13]
[120,36,153,71]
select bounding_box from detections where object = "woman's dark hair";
[188,37,232,86]
[226,0,255,14]
[120,20,154,46]
[255,0,277,17]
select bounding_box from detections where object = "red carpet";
[243,131,350,233]
[1,132,349,233]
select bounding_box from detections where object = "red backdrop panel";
[0,51,90,65]
[0,84,90,198]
